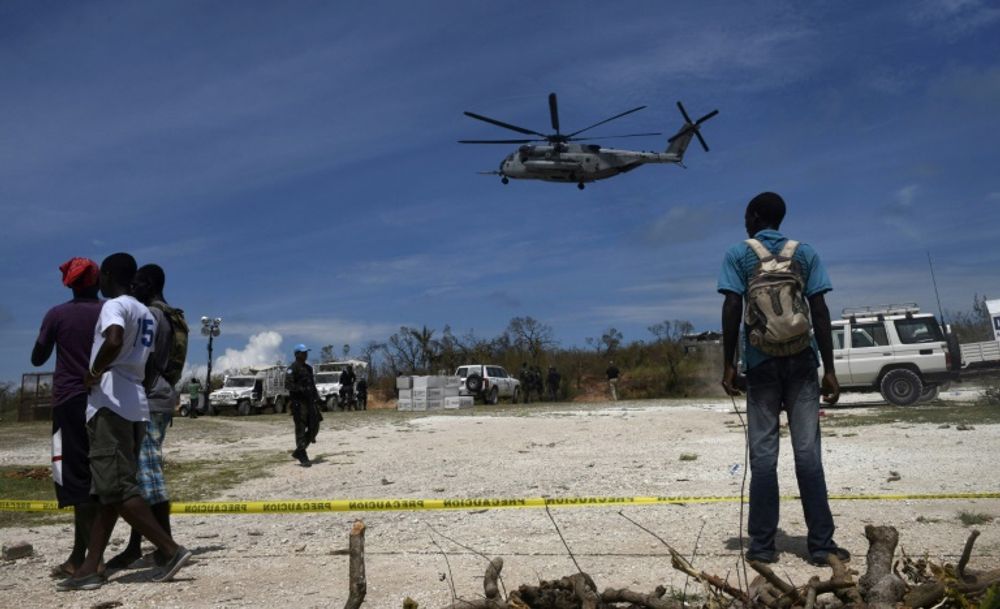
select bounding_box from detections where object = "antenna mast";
[927,251,946,324]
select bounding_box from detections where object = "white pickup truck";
[830,304,960,405]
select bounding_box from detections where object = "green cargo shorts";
[86,408,144,505]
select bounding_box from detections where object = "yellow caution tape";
[1,492,998,515]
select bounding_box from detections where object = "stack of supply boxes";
[396,376,413,411]
[397,375,472,410]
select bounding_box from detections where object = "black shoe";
[291,449,303,460]
[152,546,192,582]
[297,450,311,467]
[745,551,778,564]
[809,547,850,566]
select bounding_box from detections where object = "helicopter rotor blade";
[463,111,546,137]
[667,102,718,152]
[568,132,663,141]
[548,92,560,135]
[676,101,694,125]
[566,105,647,138]
[458,138,541,144]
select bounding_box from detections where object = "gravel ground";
[1,395,999,608]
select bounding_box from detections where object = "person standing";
[106,264,187,570]
[186,378,200,418]
[31,257,104,579]
[718,191,848,565]
[59,253,191,591]
[606,361,620,401]
[517,362,531,404]
[545,366,561,402]
[339,363,356,410]
[285,345,321,466]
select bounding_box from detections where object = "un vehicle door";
[846,321,891,387]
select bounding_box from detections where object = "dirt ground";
[1,392,999,609]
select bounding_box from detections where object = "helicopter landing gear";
[577,182,585,190]
[501,176,509,185]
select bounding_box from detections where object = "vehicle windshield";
[315,373,339,383]
[223,377,255,388]
[894,318,944,344]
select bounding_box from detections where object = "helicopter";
[460,93,718,189]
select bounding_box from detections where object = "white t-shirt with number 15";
[86,295,157,423]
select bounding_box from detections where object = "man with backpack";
[718,192,849,566]
[106,263,188,570]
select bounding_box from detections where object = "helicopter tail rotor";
[666,101,718,156]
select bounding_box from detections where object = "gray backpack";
[744,238,812,357]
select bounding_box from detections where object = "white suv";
[830,304,959,405]
[455,365,521,405]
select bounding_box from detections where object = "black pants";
[291,398,320,452]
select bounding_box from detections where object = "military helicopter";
[460,93,718,189]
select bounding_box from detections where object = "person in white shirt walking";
[57,253,191,591]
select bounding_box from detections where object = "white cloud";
[184,331,285,380]
[882,184,922,239]
[223,318,399,349]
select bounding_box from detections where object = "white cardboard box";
[412,387,444,399]
[412,376,445,389]
[396,376,413,390]
[398,389,412,400]
[444,396,474,409]
[397,398,413,411]
[443,386,460,397]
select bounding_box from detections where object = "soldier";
[517,362,531,403]
[285,345,321,467]
[546,366,561,401]
[186,378,200,418]
[355,377,368,410]
[531,366,544,401]
[339,364,357,410]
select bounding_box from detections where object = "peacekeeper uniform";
[285,360,321,455]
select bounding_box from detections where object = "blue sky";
[3,1,1000,381]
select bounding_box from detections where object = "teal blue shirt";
[717,229,832,371]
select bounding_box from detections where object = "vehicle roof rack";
[841,303,920,320]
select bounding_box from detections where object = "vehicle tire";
[324,396,335,412]
[466,374,484,394]
[487,387,499,405]
[879,369,922,406]
[178,405,190,417]
[919,384,940,402]
[511,387,520,404]
[273,396,286,414]
[237,399,252,416]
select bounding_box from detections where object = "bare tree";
[600,327,623,355]
[320,345,335,363]
[505,316,556,361]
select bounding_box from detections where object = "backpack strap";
[746,238,800,260]
[744,238,772,260]
[779,239,799,258]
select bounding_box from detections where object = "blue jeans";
[746,350,837,559]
